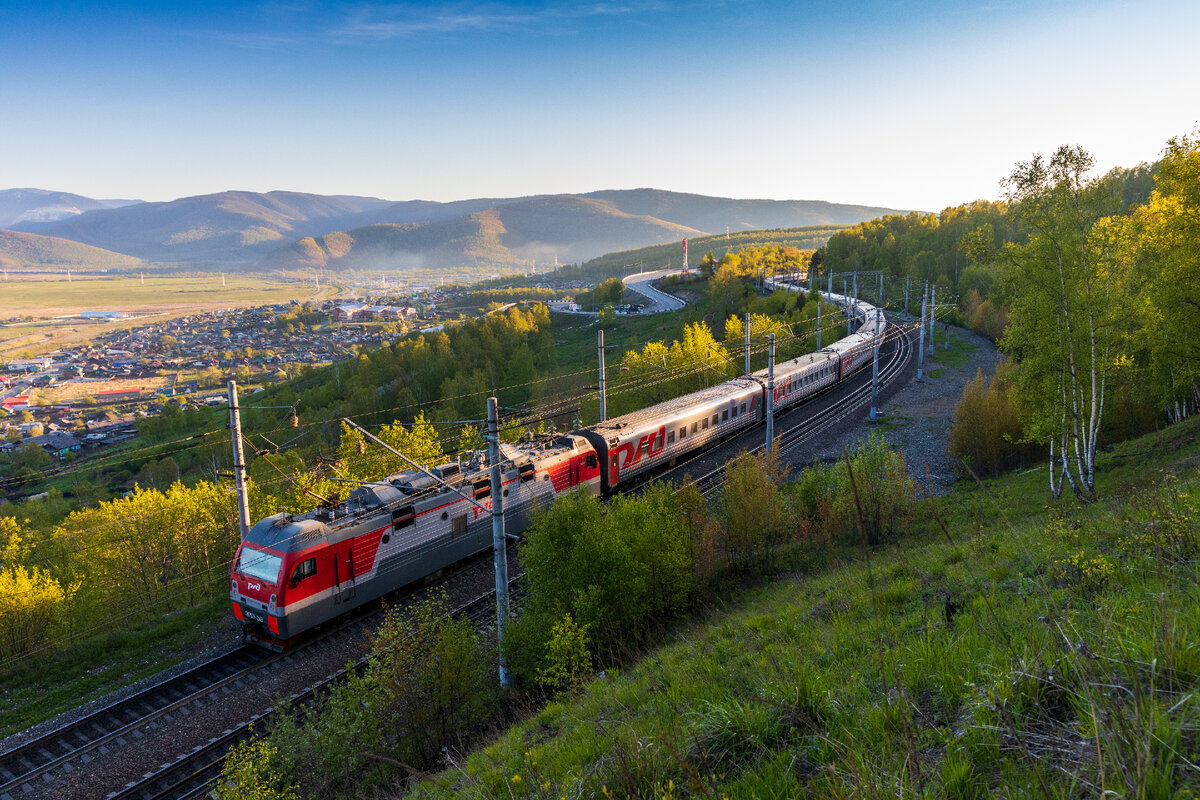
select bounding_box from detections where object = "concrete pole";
[870,310,881,422]
[766,333,775,454]
[929,285,937,356]
[845,279,852,336]
[917,287,927,382]
[227,381,252,540]
[744,312,751,376]
[829,270,833,294]
[879,271,884,308]
[487,396,511,689]
[816,299,822,351]
[597,329,607,422]
[905,275,910,316]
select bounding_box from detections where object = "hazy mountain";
[0,229,142,269]
[6,187,910,269]
[261,195,704,270]
[584,189,908,232]
[22,190,393,263]
[0,189,141,228]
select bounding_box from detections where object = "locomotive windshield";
[237,546,282,583]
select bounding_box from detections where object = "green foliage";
[575,277,625,310]
[536,614,592,694]
[947,362,1033,477]
[0,518,75,663]
[214,738,298,800]
[615,321,732,413]
[513,484,694,679]
[792,432,916,546]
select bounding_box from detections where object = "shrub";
[536,613,592,694]
[214,738,298,800]
[947,362,1031,477]
[791,432,915,546]
[718,447,792,571]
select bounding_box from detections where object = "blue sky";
[2,1,1197,210]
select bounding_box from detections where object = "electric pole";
[744,313,751,376]
[598,329,607,422]
[917,286,927,382]
[487,396,510,689]
[766,333,775,454]
[870,310,881,422]
[227,381,252,540]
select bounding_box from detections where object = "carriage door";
[334,545,357,604]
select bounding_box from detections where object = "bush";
[791,432,915,546]
[947,362,1032,478]
[718,447,793,571]
[512,484,694,681]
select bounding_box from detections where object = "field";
[0,273,345,357]
[30,377,171,406]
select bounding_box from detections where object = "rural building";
[333,304,374,322]
[1,395,31,412]
[26,432,83,458]
[6,357,53,372]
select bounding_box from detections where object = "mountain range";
[2,187,911,271]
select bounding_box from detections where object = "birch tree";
[1001,145,1129,498]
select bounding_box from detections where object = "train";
[230,289,888,648]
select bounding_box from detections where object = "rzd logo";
[610,425,666,479]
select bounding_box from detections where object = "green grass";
[0,597,232,737]
[927,326,980,369]
[406,416,1200,799]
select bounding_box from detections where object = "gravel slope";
[807,323,1002,495]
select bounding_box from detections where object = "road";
[621,269,686,314]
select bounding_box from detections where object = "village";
[0,296,447,475]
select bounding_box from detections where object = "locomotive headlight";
[230,580,238,598]
[269,593,277,612]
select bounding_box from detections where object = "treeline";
[217,435,918,798]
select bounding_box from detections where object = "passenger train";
[230,289,888,647]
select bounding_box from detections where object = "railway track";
[0,555,492,800]
[105,580,516,800]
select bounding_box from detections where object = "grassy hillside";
[0,229,143,269]
[407,417,1200,799]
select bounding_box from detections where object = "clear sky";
[2,0,1197,211]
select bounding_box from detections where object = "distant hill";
[0,229,143,269]
[585,189,907,231]
[5,187,911,270]
[20,191,393,264]
[261,195,704,270]
[0,189,141,228]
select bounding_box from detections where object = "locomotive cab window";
[290,557,316,584]
[586,454,598,468]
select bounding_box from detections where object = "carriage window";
[692,422,699,433]
[702,417,709,430]
[722,409,729,421]
[655,431,664,448]
[290,557,316,583]
[679,427,687,439]
[712,414,718,426]
[740,403,747,414]
[667,430,675,444]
